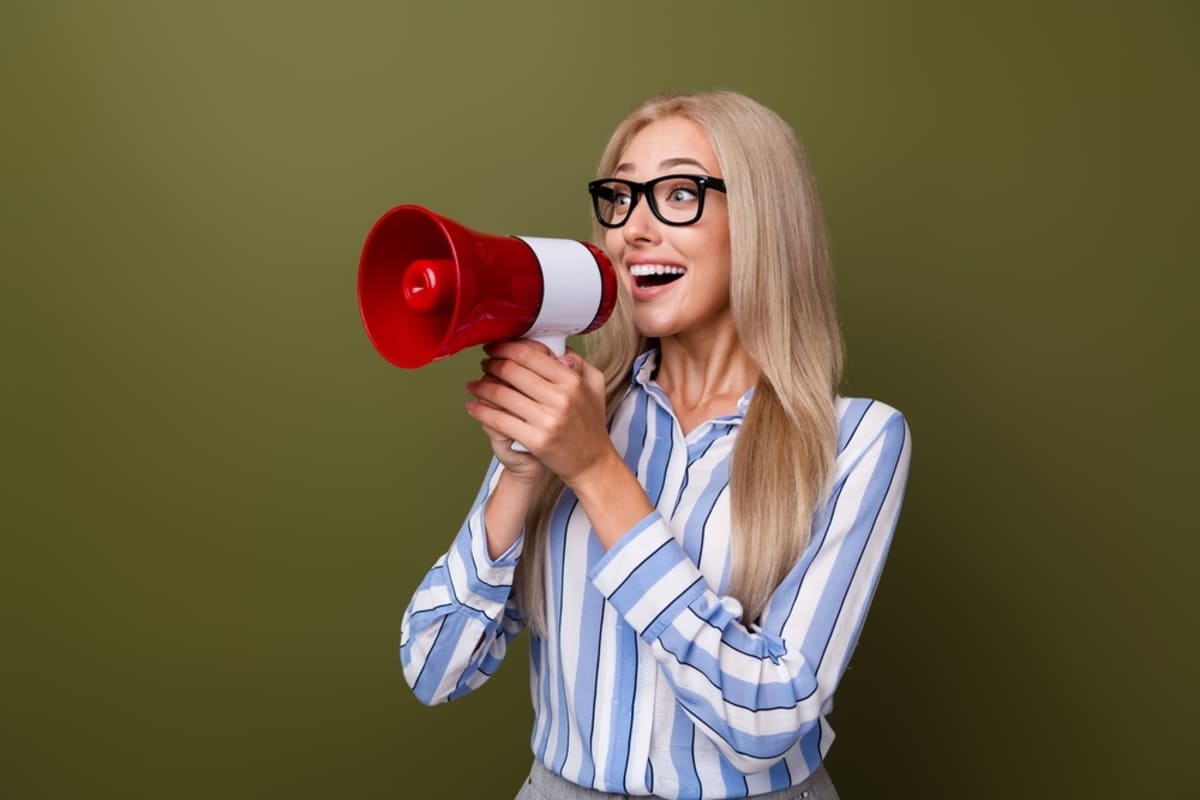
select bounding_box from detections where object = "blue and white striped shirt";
[402,349,911,799]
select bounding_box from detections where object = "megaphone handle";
[525,333,567,358]
[510,334,567,452]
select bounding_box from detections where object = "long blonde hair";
[516,90,843,632]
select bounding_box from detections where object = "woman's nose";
[622,195,659,243]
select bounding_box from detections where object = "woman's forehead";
[615,117,718,177]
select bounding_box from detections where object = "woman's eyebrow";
[660,157,709,172]
[613,157,711,175]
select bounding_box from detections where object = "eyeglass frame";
[587,174,728,229]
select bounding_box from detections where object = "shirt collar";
[631,348,658,389]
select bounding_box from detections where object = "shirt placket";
[625,382,691,794]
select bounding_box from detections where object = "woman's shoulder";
[833,396,911,466]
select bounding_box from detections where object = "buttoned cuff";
[443,503,522,620]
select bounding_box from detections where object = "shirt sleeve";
[400,458,527,705]
[588,406,911,772]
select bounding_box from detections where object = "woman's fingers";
[482,341,580,398]
[467,340,612,481]
[466,394,536,449]
[468,404,546,482]
[466,375,543,423]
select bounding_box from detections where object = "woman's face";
[604,116,733,344]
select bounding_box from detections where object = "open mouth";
[629,264,686,289]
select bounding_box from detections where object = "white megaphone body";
[358,205,617,368]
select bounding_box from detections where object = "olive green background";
[2,1,1196,797]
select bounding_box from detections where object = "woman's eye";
[613,192,633,207]
[666,186,698,204]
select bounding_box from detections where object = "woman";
[401,90,911,799]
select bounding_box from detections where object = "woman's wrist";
[561,445,619,495]
[565,448,654,550]
[496,466,543,498]
[483,468,543,560]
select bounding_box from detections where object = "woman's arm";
[400,459,528,705]
[590,404,911,771]
[408,336,619,706]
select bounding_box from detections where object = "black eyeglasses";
[587,174,728,228]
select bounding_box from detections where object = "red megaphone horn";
[358,205,617,368]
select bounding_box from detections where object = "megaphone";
[358,205,617,368]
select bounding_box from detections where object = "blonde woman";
[401,90,912,800]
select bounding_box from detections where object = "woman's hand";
[465,357,546,487]
[465,340,612,487]
[468,339,654,551]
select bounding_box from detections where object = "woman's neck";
[654,326,759,434]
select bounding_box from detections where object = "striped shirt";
[401,349,912,799]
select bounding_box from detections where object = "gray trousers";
[514,760,840,800]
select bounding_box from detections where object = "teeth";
[629,264,686,277]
